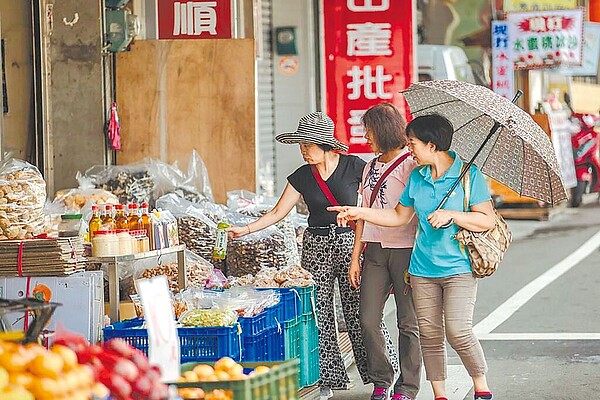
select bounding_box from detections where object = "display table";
[89,245,186,323]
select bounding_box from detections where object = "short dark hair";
[406,114,454,151]
[361,103,407,152]
[317,144,334,152]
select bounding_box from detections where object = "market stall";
[0,149,318,399]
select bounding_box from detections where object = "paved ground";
[327,194,600,400]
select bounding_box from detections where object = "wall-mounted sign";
[503,0,577,12]
[278,56,299,76]
[507,8,583,70]
[557,23,600,76]
[323,0,414,154]
[491,21,515,99]
[157,0,232,40]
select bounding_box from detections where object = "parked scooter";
[570,113,600,207]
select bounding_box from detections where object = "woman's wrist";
[246,224,251,234]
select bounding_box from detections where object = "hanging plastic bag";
[107,102,121,150]
[82,161,155,206]
[0,155,47,239]
[151,151,214,205]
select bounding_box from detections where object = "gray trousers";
[411,274,487,381]
[360,243,422,398]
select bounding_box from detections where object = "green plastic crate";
[299,313,319,388]
[284,316,301,360]
[293,286,317,317]
[177,359,300,400]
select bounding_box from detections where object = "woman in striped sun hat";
[228,111,399,399]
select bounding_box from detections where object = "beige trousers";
[410,273,487,381]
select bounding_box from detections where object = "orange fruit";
[214,357,237,373]
[182,371,199,382]
[253,365,270,375]
[8,372,33,390]
[0,383,34,400]
[0,366,8,390]
[192,364,215,378]
[51,345,78,371]
[28,353,64,379]
[200,374,219,382]
[214,370,230,381]
[29,377,61,400]
[227,363,244,378]
[0,352,28,373]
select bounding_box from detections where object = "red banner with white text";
[323,0,415,154]
[157,0,232,40]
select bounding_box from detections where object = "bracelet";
[246,225,251,234]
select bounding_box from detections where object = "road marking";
[415,365,472,400]
[474,229,600,336]
[479,333,600,341]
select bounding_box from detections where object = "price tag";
[136,276,180,382]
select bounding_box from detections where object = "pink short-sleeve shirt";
[359,149,417,249]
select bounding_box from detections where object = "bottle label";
[213,229,228,260]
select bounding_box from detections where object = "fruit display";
[0,341,94,399]
[54,334,169,400]
[176,357,272,400]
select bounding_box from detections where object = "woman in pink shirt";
[350,103,422,400]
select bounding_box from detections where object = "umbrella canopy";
[402,80,567,205]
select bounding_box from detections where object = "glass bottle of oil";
[114,204,129,230]
[88,205,102,241]
[102,204,116,231]
[127,203,142,231]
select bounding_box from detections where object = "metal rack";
[0,298,61,343]
[88,244,186,323]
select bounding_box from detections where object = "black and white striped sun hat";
[275,112,349,152]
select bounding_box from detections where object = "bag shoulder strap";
[461,164,471,212]
[368,152,411,207]
[310,165,356,230]
[311,165,339,206]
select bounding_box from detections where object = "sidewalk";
[299,297,476,400]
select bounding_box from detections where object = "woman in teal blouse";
[329,114,496,400]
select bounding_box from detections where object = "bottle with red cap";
[114,204,129,230]
[127,203,142,231]
[102,204,116,231]
[88,205,102,240]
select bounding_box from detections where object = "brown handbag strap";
[311,165,357,230]
[462,165,471,212]
[368,152,411,207]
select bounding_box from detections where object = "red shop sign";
[323,0,415,154]
[157,0,232,39]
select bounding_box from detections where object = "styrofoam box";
[0,271,104,344]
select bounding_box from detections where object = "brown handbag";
[454,167,512,278]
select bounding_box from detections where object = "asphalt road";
[333,195,600,400]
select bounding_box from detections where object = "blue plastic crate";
[102,318,242,362]
[257,288,298,323]
[238,305,279,336]
[241,325,285,362]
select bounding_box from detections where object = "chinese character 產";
[347,22,392,56]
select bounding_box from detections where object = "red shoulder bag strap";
[310,165,357,231]
[368,152,411,207]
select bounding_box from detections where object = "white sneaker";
[320,387,334,399]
